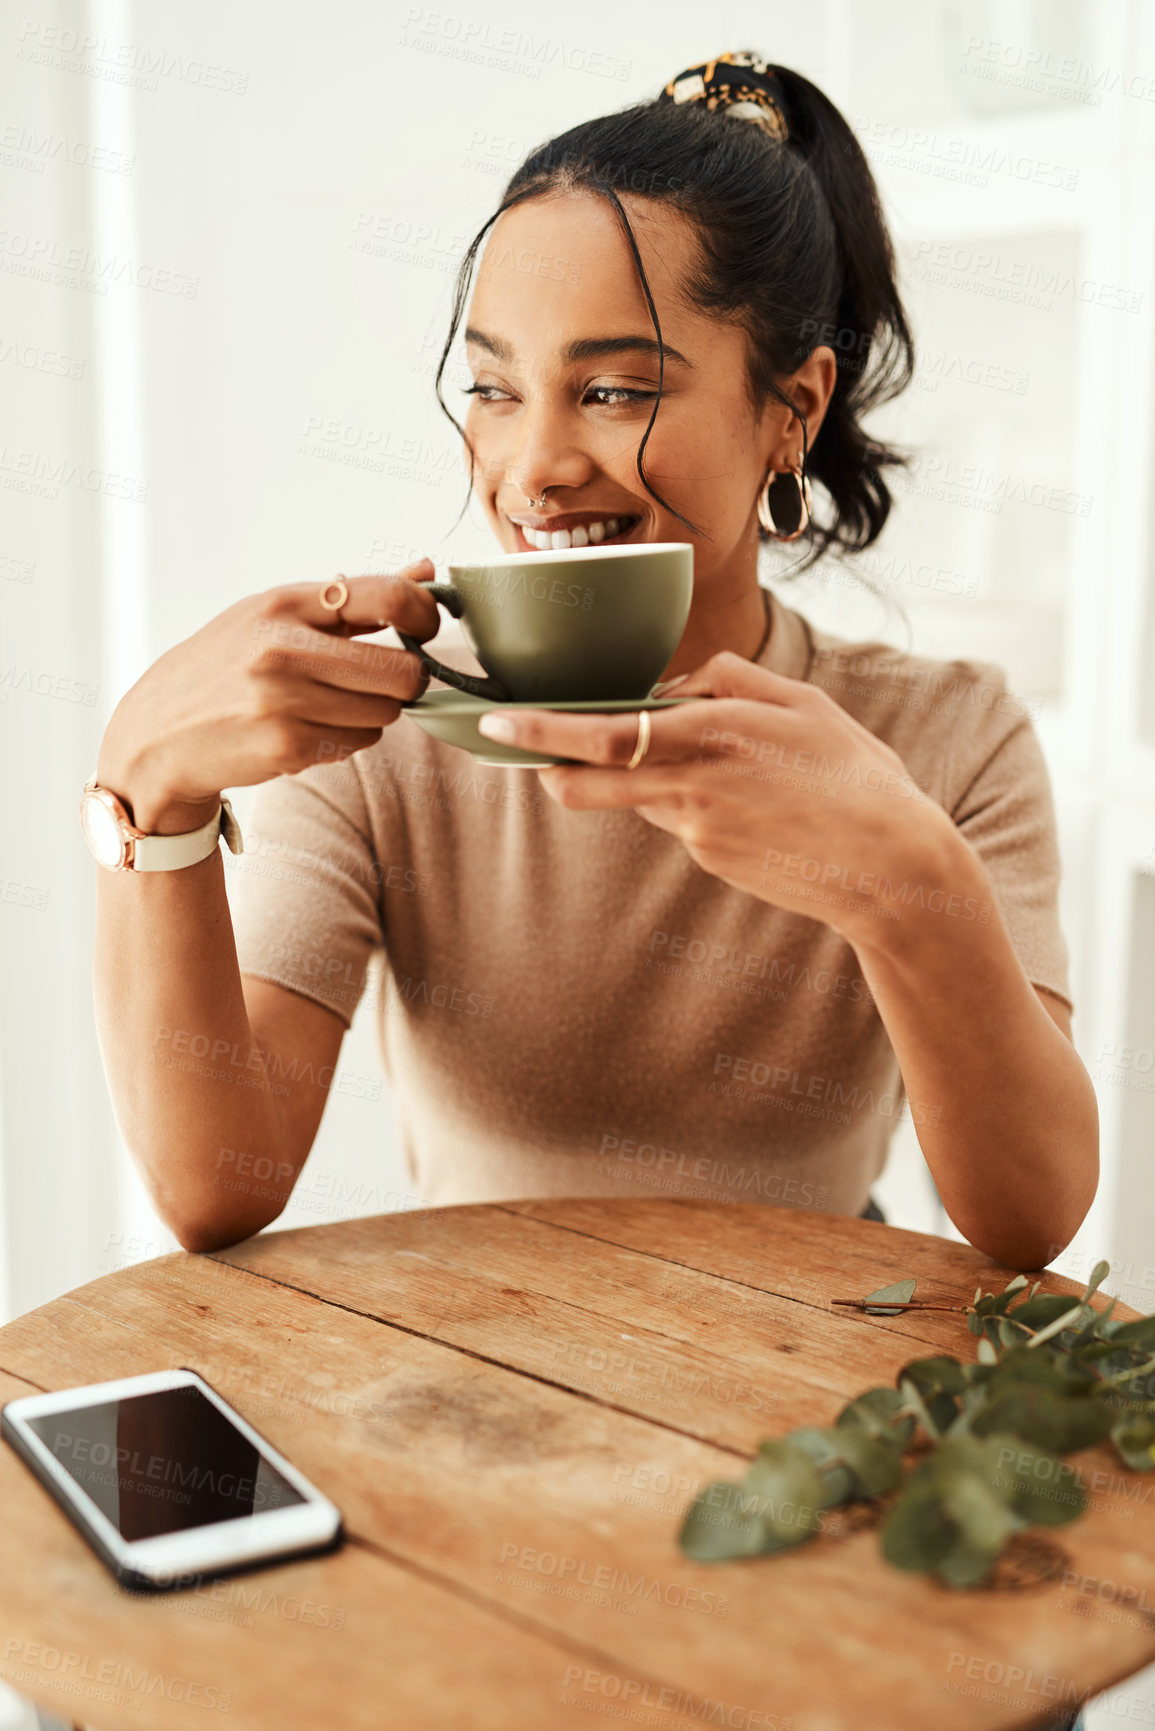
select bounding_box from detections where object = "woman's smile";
[506,510,645,552]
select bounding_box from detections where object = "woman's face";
[460,188,834,594]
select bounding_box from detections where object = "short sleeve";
[226,758,383,1030]
[945,663,1073,1012]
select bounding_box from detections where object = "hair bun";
[659,50,790,142]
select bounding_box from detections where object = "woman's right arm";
[92,566,441,1253]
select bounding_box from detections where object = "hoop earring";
[757,462,812,542]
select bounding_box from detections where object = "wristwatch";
[79,777,245,872]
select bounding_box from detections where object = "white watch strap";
[132,796,244,871]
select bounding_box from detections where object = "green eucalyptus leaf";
[966,1311,983,1336]
[897,1356,967,1397]
[894,1376,960,1441]
[783,1425,844,1465]
[990,1279,1030,1316]
[1068,1296,1117,1347]
[998,1317,1022,1347]
[783,1427,856,1507]
[679,1481,767,1561]
[1106,1316,1155,1351]
[926,1433,1005,1479]
[927,1389,963,1433]
[940,1468,1023,1554]
[1101,1380,1155,1420]
[742,1440,826,1545]
[974,1286,983,1305]
[1027,1304,1091,1348]
[830,1425,905,1496]
[880,1479,956,1573]
[1110,1416,1155,1471]
[977,1337,998,1365]
[1004,1294,1085,1329]
[836,1387,916,1449]
[983,1347,1095,1393]
[882,1437,1017,1587]
[983,1432,1086,1526]
[975,1295,997,1318]
[970,1384,1114,1452]
[1081,1259,1111,1303]
[1100,1387,1155,1424]
[957,1383,994,1423]
[1072,1339,1131,1364]
[862,1276,917,1315]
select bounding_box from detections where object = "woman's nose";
[495,404,594,504]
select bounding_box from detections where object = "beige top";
[226,585,1072,1219]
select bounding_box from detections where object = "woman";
[88,53,1097,1276]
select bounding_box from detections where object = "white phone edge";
[0,1365,343,1591]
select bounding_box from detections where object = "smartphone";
[1,1366,344,1592]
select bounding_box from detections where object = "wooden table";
[1,1198,1154,1731]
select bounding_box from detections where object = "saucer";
[402,690,698,767]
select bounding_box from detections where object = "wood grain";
[207,1199,1091,1445]
[0,1199,1151,1730]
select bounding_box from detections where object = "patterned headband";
[658,50,791,143]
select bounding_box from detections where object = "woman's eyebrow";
[464,327,692,368]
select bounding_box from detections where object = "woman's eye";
[461,384,657,406]
[585,386,658,406]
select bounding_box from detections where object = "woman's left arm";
[824,825,1098,1272]
[477,652,1099,1271]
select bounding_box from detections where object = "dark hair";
[433,59,914,572]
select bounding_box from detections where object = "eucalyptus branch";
[1098,1355,1155,1388]
[831,1298,967,1313]
[678,1255,1155,1586]
[897,1377,941,1441]
[1024,1303,1087,1347]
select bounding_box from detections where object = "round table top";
[1,1197,1153,1731]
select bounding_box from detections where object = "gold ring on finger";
[625,707,652,770]
[319,575,349,612]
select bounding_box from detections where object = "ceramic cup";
[395,541,694,703]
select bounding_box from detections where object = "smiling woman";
[433,50,914,594]
[90,52,1096,1286]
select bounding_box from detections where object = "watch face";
[81,791,128,869]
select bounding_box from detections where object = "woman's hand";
[97,562,441,833]
[477,650,958,947]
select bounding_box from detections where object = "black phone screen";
[27,1382,306,1540]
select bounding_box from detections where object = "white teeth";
[519,516,635,550]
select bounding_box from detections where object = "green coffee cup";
[396,541,694,703]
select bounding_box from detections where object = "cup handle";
[395,581,514,704]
